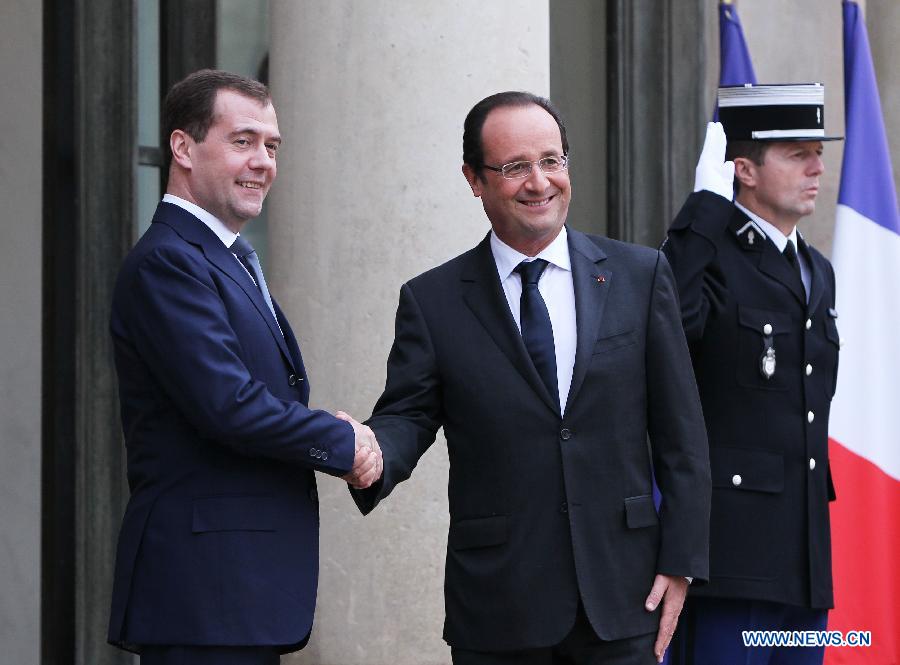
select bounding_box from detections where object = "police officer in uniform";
[662,84,842,665]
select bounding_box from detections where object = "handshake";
[336,411,383,490]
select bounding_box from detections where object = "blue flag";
[713,1,757,119]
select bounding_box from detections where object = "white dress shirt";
[735,201,811,300]
[162,194,256,282]
[490,228,577,413]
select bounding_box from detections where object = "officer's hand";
[693,121,735,201]
[644,573,689,663]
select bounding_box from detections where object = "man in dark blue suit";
[107,70,382,665]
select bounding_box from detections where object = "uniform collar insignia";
[735,219,766,250]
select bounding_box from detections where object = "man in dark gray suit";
[350,92,711,665]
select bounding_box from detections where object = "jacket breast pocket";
[449,515,509,551]
[192,495,277,533]
[736,305,792,391]
[593,329,636,355]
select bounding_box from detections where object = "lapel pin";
[595,274,606,284]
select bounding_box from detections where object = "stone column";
[268,2,549,663]
[0,2,42,663]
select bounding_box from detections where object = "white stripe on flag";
[830,203,900,481]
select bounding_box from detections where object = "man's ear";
[733,157,757,190]
[170,130,193,170]
[462,163,483,197]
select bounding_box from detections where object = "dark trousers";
[140,645,281,665]
[668,597,828,665]
[452,604,657,665]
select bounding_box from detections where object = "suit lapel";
[154,203,296,370]
[729,210,806,306]
[461,233,560,415]
[565,229,609,413]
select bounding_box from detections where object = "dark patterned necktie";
[514,259,558,408]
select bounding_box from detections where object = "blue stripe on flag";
[840,1,900,235]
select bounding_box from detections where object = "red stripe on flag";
[826,438,900,664]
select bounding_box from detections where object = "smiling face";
[169,89,281,233]
[735,140,824,235]
[463,104,571,256]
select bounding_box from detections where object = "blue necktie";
[515,259,558,408]
[230,235,278,323]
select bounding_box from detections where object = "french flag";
[826,2,900,663]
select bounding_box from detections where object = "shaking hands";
[336,411,383,489]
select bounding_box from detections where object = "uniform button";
[560,502,568,513]
[309,488,318,501]
[763,323,773,335]
[310,448,318,457]
[806,364,813,376]
[321,451,329,461]
[805,318,812,330]
[809,458,816,470]
[560,428,572,440]
[732,474,742,487]
[808,411,815,424]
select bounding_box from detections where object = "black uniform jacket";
[353,227,711,651]
[663,191,839,610]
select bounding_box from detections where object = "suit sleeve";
[117,244,355,475]
[350,282,444,514]
[661,190,735,342]
[645,250,712,582]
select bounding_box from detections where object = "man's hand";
[644,573,689,663]
[694,121,735,200]
[336,411,383,489]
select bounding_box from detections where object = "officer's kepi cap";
[718,83,843,142]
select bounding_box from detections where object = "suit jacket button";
[309,488,318,501]
[321,451,329,461]
[310,448,318,457]
[289,374,299,386]
[560,428,572,440]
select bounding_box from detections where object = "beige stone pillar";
[866,1,900,212]
[268,2,549,663]
[0,2,42,663]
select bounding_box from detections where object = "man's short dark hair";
[162,69,271,170]
[463,91,569,180]
[726,140,770,195]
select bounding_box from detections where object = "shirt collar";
[490,227,571,281]
[162,194,238,248]
[734,200,800,252]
